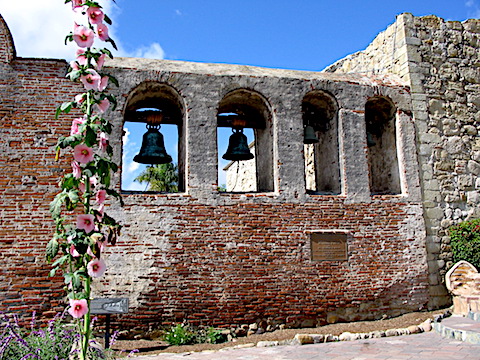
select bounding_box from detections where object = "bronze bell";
[133,125,172,164]
[222,128,254,161]
[303,125,319,144]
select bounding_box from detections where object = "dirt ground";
[111,309,447,356]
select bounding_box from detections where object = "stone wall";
[326,13,480,309]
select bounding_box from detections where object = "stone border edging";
[433,311,480,344]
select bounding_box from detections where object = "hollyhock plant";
[76,214,95,233]
[96,99,109,113]
[74,144,94,163]
[48,2,121,359]
[69,244,80,258]
[96,53,106,70]
[70,117,86,136]
[98,132,108,152]
[96,189,106,204]
[98,76,109,91]
[73,23,94,48]
[80,69,101,90]
[96,23,109,41]
[76,49,88,65]
[87,258,106,278]
[68,299,88,319]
[87,7,104,25]
[71,160,82,179]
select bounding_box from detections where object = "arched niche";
[217,89,274,193]
[302,90,340,194]
[365,96,401,195]
[122,81,186,193]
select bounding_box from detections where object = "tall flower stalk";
[47,1,122,359]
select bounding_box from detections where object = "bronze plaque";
[310,232,348,261]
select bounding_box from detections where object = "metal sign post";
[91,298,129,349]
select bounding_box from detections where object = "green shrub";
[164,324,195,346]
[449,218,480,270]
[205,327,228,344]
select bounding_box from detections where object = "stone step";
[466,311,480,322]
[434,314,480,344]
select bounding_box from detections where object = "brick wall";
[0,13,434,330]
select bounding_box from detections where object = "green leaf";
[101,48,113,59]
[64,33,73,45]
[107,38,118,51]
[50,191,68,218]
[104,14,112,25]
[51,255,69,268]
[49,268,57,277]
[46,238,59,262]
[85,126,97,147]
[108,74,119,87]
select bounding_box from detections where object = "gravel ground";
[111,309,447,356]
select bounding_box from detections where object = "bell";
[133,126,172,164]
[303,125,319,144]
[222,129,254,161]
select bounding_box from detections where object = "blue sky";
[1,1,478,190]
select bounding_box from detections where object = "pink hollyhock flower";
[68,299,88,319]
[96,189,107,204]
[73,23,94,48]
[80,69,101,90]
[77,214,95,233]
[98,132,108,152]
[96,23,109,41]
[71,0,83,10]
[76,49,88,66]
[69,244,80,257]
[87,7,105,25]
[95,54,106,70]
[75,94,85,105]
[74,144,94,164]
[70,60,80,71]
[70,117,86,136]
[98,239,107,252]
[98,76,109,91]
[71,160,81,179]
[87,258,106,278]
[96,99,109,113]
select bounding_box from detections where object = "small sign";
[310,231,348,261]
[91,298,129,315]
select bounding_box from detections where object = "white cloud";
[127,161,140,173]
[128,42,165,60]
[1,0,164,60]
[465,0,480,18]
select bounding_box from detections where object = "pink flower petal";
[96,99,109,113]
[76,214,95,234]
[96,54,106,70]
[70,117,86,136]
[80,69,101,91]
[71,160,81,179]
[96,189,107,204]
[68,299,88,318]
[87,7,105,25]
[97,23,109,41]
[87,258,106,278]
[73,144,94,164]
[73,23,94,48]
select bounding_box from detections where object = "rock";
[407,325,421,334]
[247,330,256,337]
[419,319,432,332]
[249,323,258,331]
[257,341,279,347]
[310,334,324,343]
[385,329,399,337]
[339,332,354,341]
[294,334,314,345]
